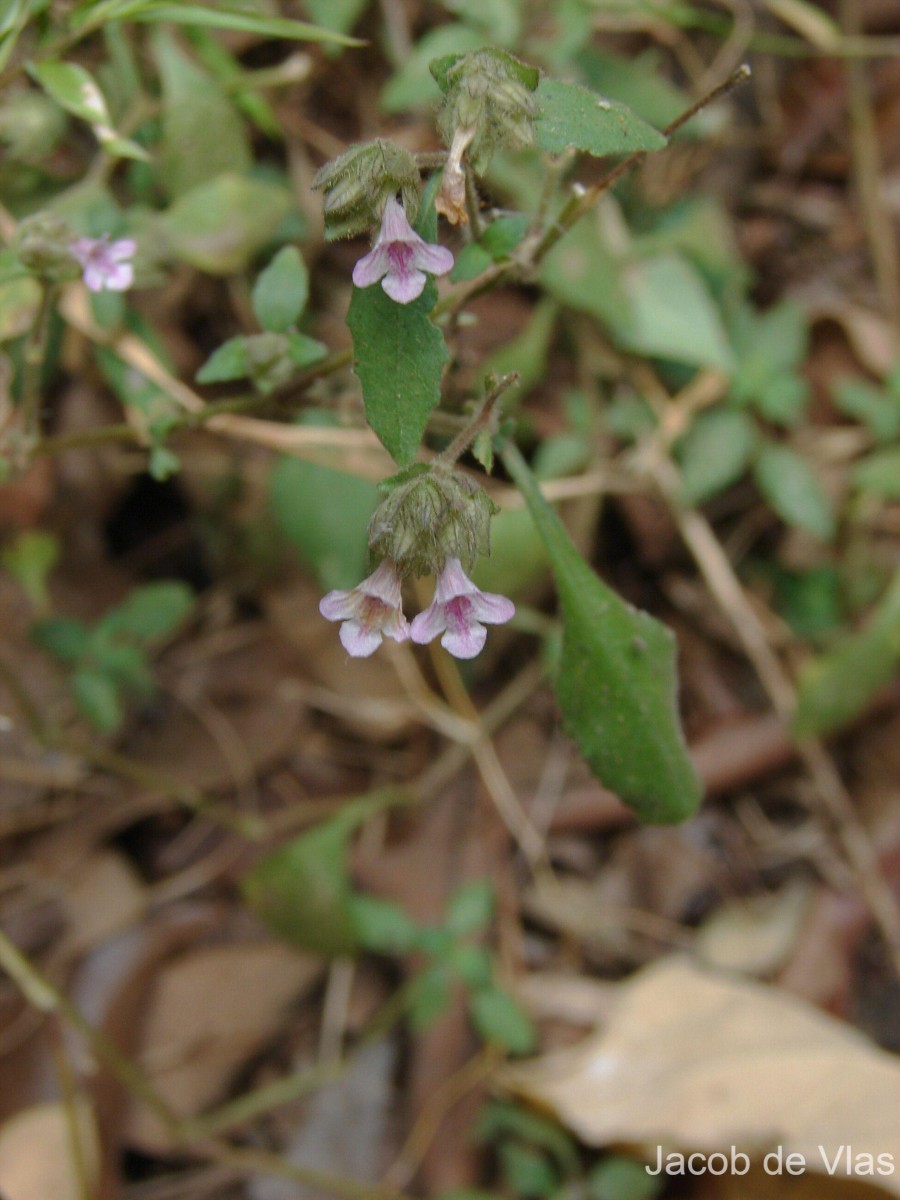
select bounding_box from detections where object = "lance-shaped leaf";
[70,0,363,45]
[502,442,701,823]
[535,78,666,157]
[347,276,448,467]
[29,61,149,160]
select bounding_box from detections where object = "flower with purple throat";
[319,559,411,657]
[70,235,136,293]
[410,558,514,659]
[352,196,453,304]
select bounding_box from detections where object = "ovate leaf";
[679,409,756,505]
[753,443,835,541]
[163,174,293,274]
[72,668,123,733]
[793,570,900,739]
[196,336,248,383]
[269,416,378,590]
[252,245,309,332]
[620,254,733,371]
[469,987,536,1055]
[535,78,666,157]
[242,815,360,956]
[853,447,900,498]
[99,581,193,639]
[502,442,702,823]
[347,279,449,466]
[154,30,251,198]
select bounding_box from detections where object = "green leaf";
[0,0,30,74]
[678,409,756,505]
[470,986,536,1054]
[409,962,453,1030]
[269,421,379,590]
[29,61,149,160]
[793,570,900,739]
[381,25,483,113]
[89,637,153,696]
[446,943,493,990]
[302,0,370,35]
[242,815,360,956]
[853,447,900,498]
[163,174,293,274]
[481,214,528,258]
[347,279,449,467]
[475,1101,579,1172]
[153,30,252,199]
[1,531,59,610]
[149,445,181,481]
[620,254,733,371]
[286,331,327,367]
[501,441,702,823]
[498,1142,557,1198]
[449,0,521,42]
[31,618,90,665]
[833,378,900,443]
[754,372,809,427]
[115,2,363,45]
[252,246,309,332]
[535,78,666,157]
[574,48,689,130]
[348,894,420,953]
[72,668,123,733]
[589,1156,663,1200]
[196,336,248,384]
[99,581,193,639]
[450,243,493,282]
[753,443,835,541]
[445,881,494,935]
[539,215,626,331]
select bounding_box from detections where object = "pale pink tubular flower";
[352,196,453,304]
[319,559,410,657]
[70,235,136,292]
[411,558,515,660]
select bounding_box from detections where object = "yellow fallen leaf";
[501,957,900,1193]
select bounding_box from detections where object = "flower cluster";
[320,557,514,660]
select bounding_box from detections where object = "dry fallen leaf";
[501,957,900,1193]
[125,940,322,1151]
[0,1099,100,1200]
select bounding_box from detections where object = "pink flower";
[70,235,136,292]
[319,559,410,657]
[410,558,514,659]
[352,196,453,304]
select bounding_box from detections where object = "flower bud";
[431,48,539,176]
[312,139,421,240]
[12,212,81,283]
[367,465,497,579]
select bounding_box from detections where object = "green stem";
[0,928,183,1136]
[184,976,416,1140]
[532,64,752,263]
[434,372,519,467]
[20,283,56,442]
